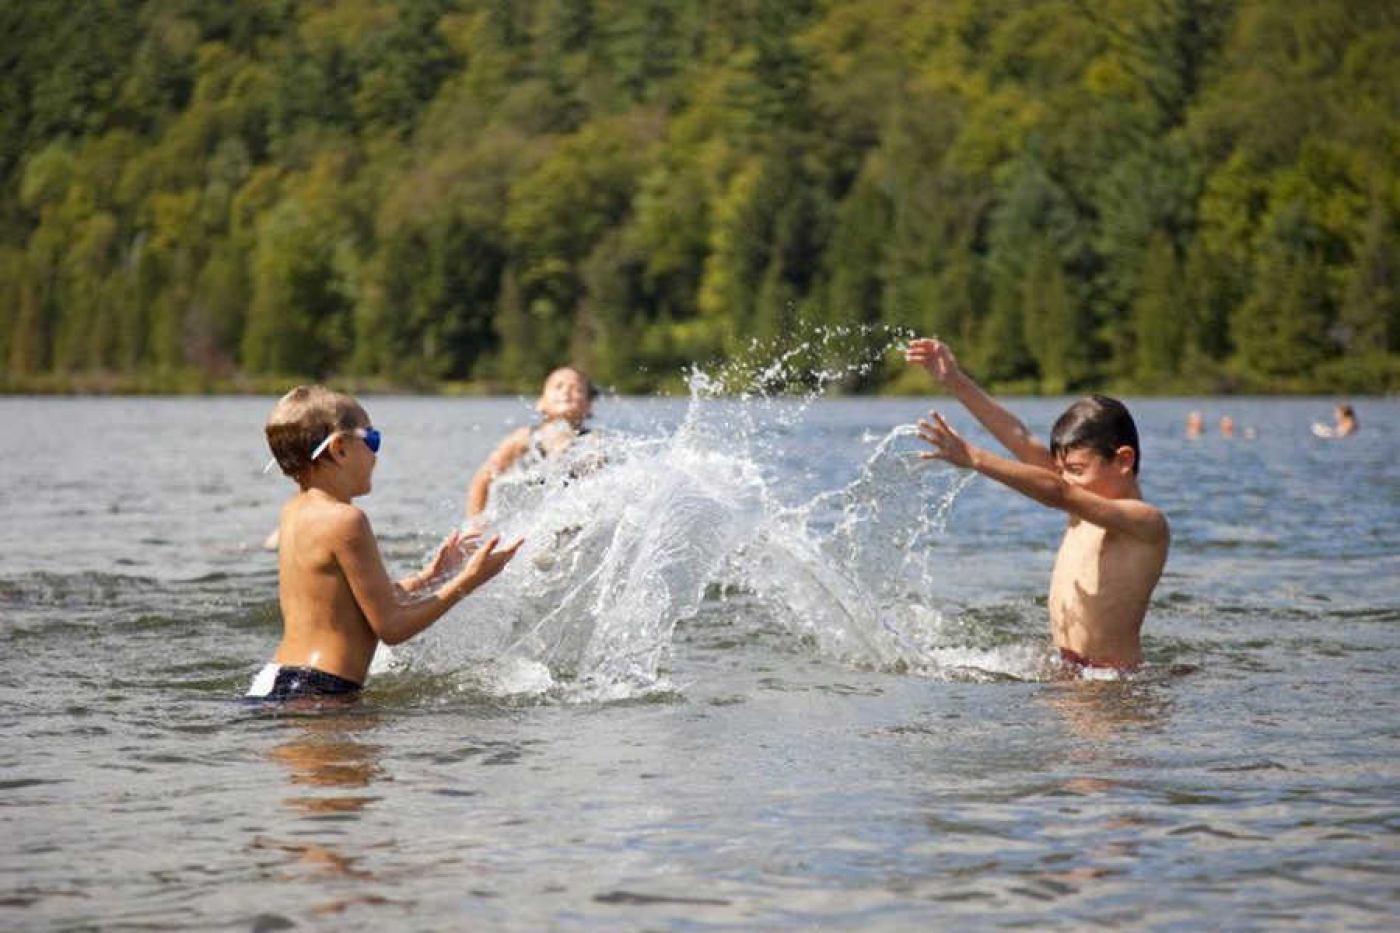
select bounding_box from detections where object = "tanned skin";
[275,412,521,685]
[906,338,1169,669]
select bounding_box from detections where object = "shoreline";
[2,375,1395,399]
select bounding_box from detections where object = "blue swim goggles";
[264,426,381,474]
[309,426,381,461]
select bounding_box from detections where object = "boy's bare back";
[273,490,381,684]
[254,385,520,699]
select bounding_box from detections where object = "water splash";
[411,324,1049,701]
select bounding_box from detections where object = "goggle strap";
[266,427,377,475]
[307,433,337,462]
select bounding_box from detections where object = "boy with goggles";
[250,385,521,701]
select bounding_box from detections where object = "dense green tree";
[2,0,1397,393]
[1131,232,1188,386]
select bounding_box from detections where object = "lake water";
[2,386,1397,931]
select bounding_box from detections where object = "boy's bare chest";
[1049,522,1162,609]
[1050,523,1108,595]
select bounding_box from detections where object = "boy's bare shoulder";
[1137,498,1170,539]
[291,493,371,542]
[324,500,371,539]
[1121,496,1169,541]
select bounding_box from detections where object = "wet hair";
[1050,395,1141,475]
[265,385,367,479]
[1338,403,1355,419]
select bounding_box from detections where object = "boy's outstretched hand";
[918,411,975,469]
[905,338,961,385]
[453,535,524,595]
[424,529,481,579]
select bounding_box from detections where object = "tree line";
[2,0,1397,395]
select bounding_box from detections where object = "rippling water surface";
[2,385,1397,931]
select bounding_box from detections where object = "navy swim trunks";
[246,663,362,701]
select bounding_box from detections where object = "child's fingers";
[468,535,501,561]
[917,415,949,438]
[430,532,459,563]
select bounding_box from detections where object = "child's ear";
[331,434,352,463]
[1114,445,1136,473]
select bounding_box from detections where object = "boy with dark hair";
[252,385,521,700]
[906,339,1169,671]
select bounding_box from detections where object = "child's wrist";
[444,575,477,602]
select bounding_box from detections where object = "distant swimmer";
[1186,411,1204,438]
[466,366,602,523]
[1312,403,1358,438]
[906,338,1170,674]
[1219,415,1235,438]
[248,385,521,701]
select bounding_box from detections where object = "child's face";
[1056,446,1133,497]
[537,369,592,424]
[337,414,378,495]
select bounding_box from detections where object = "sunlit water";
[2,377,1397,931]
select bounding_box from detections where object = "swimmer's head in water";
[1050,395,1141,477]
[265,385,369,479]
[537,367,599,426]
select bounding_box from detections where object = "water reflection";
[251,708,394,917]
[1037,680,1172,751]
[269,712,386,816]
[1021,682,1169,894]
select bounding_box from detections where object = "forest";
[2,0,1397,395]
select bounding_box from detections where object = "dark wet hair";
[1050,395,1141,475]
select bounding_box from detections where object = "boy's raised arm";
[906,338,1054,470]
[919,412,1168,543]
[335,509,521,645]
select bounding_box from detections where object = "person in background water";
[1219,415,1235,438]
[1186,411,1204,438]
[466,366,600,522]
[251,385,521,701]
[905,338,1170,673]
[1313,403,1358,438]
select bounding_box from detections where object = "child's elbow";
[1041,475,1072,509]
[372,619,413,646]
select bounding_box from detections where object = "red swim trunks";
[1059,647,1136,672]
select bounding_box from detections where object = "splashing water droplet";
[410,323,1042,700]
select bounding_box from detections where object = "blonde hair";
[265,385,366,479]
